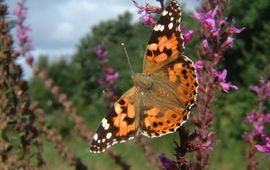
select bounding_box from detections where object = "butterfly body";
[90,0,198,153]
[132,73,153,90]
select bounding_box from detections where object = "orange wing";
[166,55,198,108]
[140,55,198,137]
[143,0,184,73]
[140,0,198,137]
[90,87,140,153]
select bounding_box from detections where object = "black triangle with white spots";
[148,0,184,51]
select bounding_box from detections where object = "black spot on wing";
[123,116,135,125]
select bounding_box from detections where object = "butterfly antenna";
[121,43,134,74]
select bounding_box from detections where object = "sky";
[6,0,200,79]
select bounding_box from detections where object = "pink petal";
[183,30,193,44]
[226,26,245,34]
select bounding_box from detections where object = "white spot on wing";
[160,25,165,31]
[162,10,168,16]
[154,24,164,32]
[93,134,98,141]
[106,132,112,139]
[102,118,110,130]
[168,22,173,30]
[154,24,160,31]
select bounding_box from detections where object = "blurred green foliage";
[28,1,270,169]
[225,0,270,86]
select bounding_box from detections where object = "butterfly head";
[132,73,153,90]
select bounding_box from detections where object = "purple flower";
[219,82,238,91]
[132,0,160,27]
[180,25,185,32]
[180,26,194,44]
[244,112,270,130]
[195,6,219,35]
[195,6,218,26]
[255,134,270,157]
[132,0,145,14]
[254,123,264,134]
[159,154,178,170]
[105,67,120,82]
[183,30,193,44]
[204,18,216,30]
[265,113,270,121]
[94,45,108,65]
[132,0,159,14]
[250,78,270,96]
[95,45,108,59]
[250,85,261,94]
[140,13,156,27]
[195,60,204,70]
[17,27,31,42]
[244,111,270,156]
[214,69,238,91]
[210,27,221,38]
[13,2,27,21]
[263,80,270,97]
[222,36,234,49]
[202,39,209,49]
[13,0,34,63]
[94,45,119,105]
[265,86,270,97]
[226,25,245,34]
[245,112,260,123]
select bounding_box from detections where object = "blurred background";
[7,0,199,79]
[3,0,270,169]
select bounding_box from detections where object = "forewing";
[143,0,184,73]
[90,87,140,153]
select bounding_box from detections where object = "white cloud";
[52,22,75,42]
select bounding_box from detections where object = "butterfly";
[90,0,198,153]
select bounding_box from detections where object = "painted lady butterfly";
[90,0,198,153]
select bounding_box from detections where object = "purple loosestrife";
[180,26,194,44]
[243,77,270,169]
[213,69,238,92]
[94,45,119,105]
[159,154,179,170]
[13,0,33,65]
[132,0,160,27]
[12,1,93,168]
[0,2,45,169]
[190,0,244,168]
[133,0,195,45]
[159,1,243,168]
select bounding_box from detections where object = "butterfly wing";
[140,0,198,137]
[143,0,184,73]
[140,55,198,137]
[140,98,189,137]
[90,87,140,153]
[163,55,198,108]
